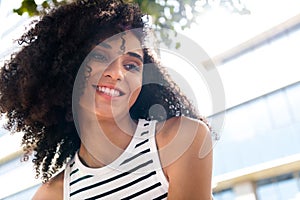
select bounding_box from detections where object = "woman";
[0,0,213,199]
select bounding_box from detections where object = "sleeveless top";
[64,119,169,200]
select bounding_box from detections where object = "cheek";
[129,87,141,107]
[127,75,142,107]
[88,62,106,80]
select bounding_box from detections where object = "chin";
[95,109,130,121]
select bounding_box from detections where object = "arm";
[166,119,213,200]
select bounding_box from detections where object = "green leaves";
[13,0,250,29]
[13,0,38,16]
[13,0,69,16]
[12,0,250,47]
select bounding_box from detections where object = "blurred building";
[213,80,300,200]
[0,0,300,199]
[211,14,300,200]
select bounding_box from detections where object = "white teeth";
[96,86,121,97]
[114,90,120,96]
[109,90,114,96]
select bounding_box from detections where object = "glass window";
[213,189,235,200]
[265,91,292,128]
[285,83,300,122]
[257,173,300,200]
[213,82,300,175]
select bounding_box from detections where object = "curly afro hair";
[0,0,209,182]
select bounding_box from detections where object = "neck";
[96,115,137,139]
[77,114,138,168]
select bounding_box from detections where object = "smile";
[92,85,124,97]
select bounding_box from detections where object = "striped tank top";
[64,119,169,199]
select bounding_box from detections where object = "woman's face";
[79,31,144,120]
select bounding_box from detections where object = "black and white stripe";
[64,119,169,199]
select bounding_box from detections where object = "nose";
[103,58,124,81]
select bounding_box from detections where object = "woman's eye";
[124,63,141,72]
[90,52,108,63]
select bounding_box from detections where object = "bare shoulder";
[177,116,212,157]
[156,116,213,199]
[32,171,64,200]
[156,116,211,152]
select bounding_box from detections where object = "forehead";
[99,31,143,53]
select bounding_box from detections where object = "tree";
[14,0,250,29]
[13,0,250,47]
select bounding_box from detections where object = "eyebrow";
[126,52,143,62]
[97,42,112,49]
[96,43,143,62]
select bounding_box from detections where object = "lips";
[92,85,125,97]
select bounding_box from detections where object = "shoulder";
[156,116,211,157]
[32,171,64,200]
[156,116,213,199]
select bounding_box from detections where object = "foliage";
[13,0,250,47]
[14,0,250,29]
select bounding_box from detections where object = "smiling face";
[79,31,144,121]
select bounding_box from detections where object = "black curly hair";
[0,0,209,182]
